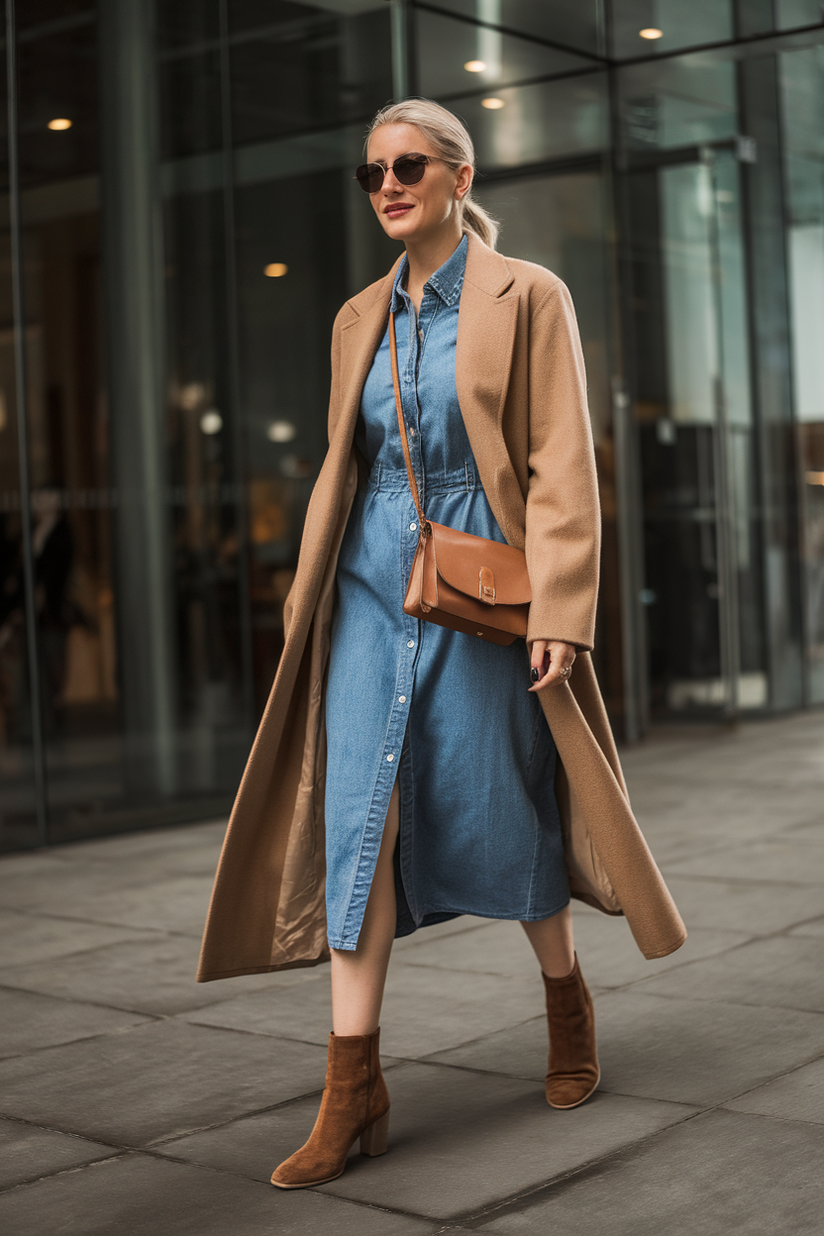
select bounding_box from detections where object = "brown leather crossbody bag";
[389,311,531,647]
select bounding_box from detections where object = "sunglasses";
[354,152,446,194]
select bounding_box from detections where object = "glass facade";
[1,0,822,850]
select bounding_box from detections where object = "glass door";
[626,144,766,717]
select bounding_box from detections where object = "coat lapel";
[456,234,521,542]
[333,260,401,448]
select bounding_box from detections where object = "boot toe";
[545,1068,600,1109]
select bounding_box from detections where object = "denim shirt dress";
[323,235,570,950]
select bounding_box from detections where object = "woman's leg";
[520,904,575,977]
[522,905,599,1109]
[330,777,400,1036]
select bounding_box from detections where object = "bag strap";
[389,311,429,532]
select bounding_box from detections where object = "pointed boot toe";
[270,1028,390,1190]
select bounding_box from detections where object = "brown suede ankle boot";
[270,1027,390,1189]
[542,954,599,1109]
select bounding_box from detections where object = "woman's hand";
[528,639,576,692]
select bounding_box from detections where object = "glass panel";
[448,72,609,169]
[776,1,824,30]
[779,42,824,703]
[0,36,42,850]
[610,0,733,60]
[228,1,392,145]
[415,7,593,102]
[423,0,605,57]
[625,148,765,715]
[619,52,737,152]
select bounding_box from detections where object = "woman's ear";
[455,163,474,200]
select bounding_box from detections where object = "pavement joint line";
[0,980,165,1024]
[0,905,204,938]
[420,1100,709,1228]
[0,1152,133,1198]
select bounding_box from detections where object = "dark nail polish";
[530,667,540,682]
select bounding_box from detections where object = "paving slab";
[0,934,291,1017]
[158,1060,694,1221]
[0,985,152,1059]
[0,1020,330,1147]
[428,990,824,1107]
[0,1117,119,1191]
[182,961,548,1058]
[317,1063,695,1220]
[660,876,824,936]
[0,1116,118,1189]
[53,819,227,863]
[0,855,172,911]
[636,935,824,1012]
[666,839,824,886]
[724,1056,824,1124]
[0,908,153,968]
[473,1109,824,1235]
[0,1152,437,1236]
[397,915,747,989]
[781,818,824,845]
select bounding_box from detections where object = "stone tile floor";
[0,711,822,1234]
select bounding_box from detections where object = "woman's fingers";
[528,639,575,692]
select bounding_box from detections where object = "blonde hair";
[364,98,499,250]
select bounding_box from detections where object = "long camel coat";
[197,234,686,982]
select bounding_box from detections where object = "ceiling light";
[200,410,223,435]
[47,118,72,130]
[267,419,297,443]
[639,28,663,39]
[264,262,288,278]
[481,97,505,110]
[464,60,486,72]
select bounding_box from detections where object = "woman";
[198,99,686,1190]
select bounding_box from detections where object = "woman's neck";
[403,226,463,315]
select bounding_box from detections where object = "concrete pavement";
[0,711,823,1234]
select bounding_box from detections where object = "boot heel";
[359,1110,389,1157]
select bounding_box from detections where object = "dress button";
[386,753,395,762]
[410,522,417,531]
[407,640,414,648]
[398,695,406,703]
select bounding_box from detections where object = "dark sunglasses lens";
[356,163,384,193]
[394,156,427,186]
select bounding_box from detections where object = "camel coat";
[197,234,686,982]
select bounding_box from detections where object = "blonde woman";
[198,98,685,1189]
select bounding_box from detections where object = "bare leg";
[520,904,575,978]
[331,778,400,1036]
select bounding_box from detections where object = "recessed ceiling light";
[47,118,72,130]
[267,419,297,443]
[640,27,663,39]
[464,60,486,72]
[481,97,505,110]
[200,410,223,435]
[264,262,288,278]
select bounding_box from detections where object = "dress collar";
[390,233,468,313]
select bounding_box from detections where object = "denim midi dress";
[324,236,570,950]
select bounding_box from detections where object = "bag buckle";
[479,566,496,605]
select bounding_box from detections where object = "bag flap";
[428,521,532,605]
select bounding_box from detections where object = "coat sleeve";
[525,279,601,651]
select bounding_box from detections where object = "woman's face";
[365,123,472,247]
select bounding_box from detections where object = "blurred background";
[0,0,822,851]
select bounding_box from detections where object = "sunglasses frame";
[354,152,447,194]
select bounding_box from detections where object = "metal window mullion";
[5,0,49,845]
